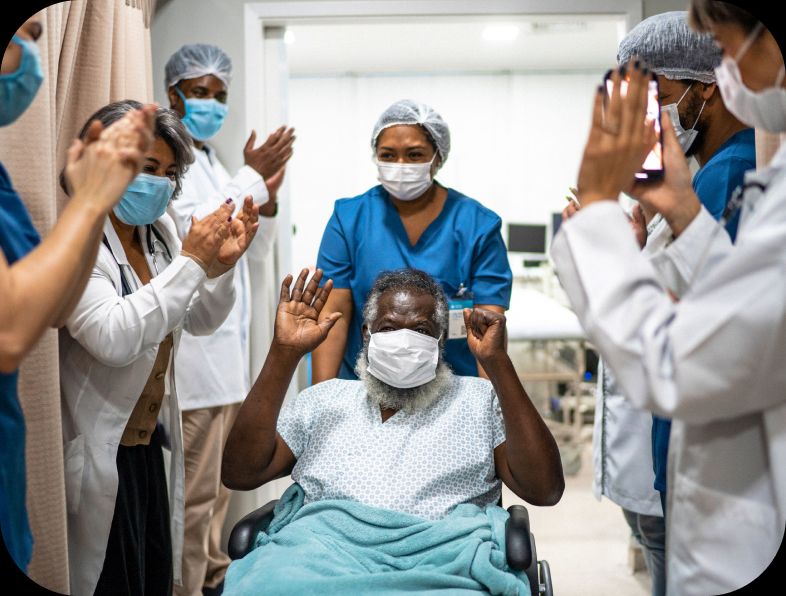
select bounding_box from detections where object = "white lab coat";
[591,217,670,517]
[551,144,786,595]
[593,361,662,516]
[167,145,276,410]
[59,215,236,596]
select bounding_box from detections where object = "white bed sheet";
[505,287,586,341]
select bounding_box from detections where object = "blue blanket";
[224,484,530,595]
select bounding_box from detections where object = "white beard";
[355,344,454,413]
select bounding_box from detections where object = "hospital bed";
[505,286,593,444]
[228,495,554,595]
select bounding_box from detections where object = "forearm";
[51,224,103,328]
[0,196,107,370]
[484,354,564,504]
[223,343,301,488]
[311,319,348,383]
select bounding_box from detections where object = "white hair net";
[371,99,451,163]
[164,43,233,89]
[617,11,722,84]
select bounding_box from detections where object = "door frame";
[243,0,642,278]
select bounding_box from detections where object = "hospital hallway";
[503,441,651,596]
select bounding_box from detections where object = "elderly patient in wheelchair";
[221,267,564,595]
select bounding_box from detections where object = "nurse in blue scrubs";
[312,99,512,382]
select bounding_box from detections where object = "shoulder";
[297,378,365,402]
[450,375,496,401]
[444,188,503,232]
[332,186,385,216]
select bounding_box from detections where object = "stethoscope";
[102,224,173,297]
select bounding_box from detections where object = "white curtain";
[286,71,601,274]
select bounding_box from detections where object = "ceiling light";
[284,29,296,45]
[482,25,520,43]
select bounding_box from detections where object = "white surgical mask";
[714,22,786,133]
[366,328,439,389]
[376,156,435,201]
[660,84,705,154]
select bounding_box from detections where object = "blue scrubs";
[0,161,40,571]
[317,185,512,379]
[651,128,756,508]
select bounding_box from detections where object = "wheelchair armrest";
[228,499,279,560]
[505,504,533,571]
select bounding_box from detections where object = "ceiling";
[284,15,627,76]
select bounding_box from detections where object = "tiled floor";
[503,442,652,596]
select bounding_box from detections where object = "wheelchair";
[228,496,554,596]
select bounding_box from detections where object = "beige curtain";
[0,0,154,591]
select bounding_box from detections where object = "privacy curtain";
[0,0,154,591]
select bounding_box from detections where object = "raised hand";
[463,308,507,366]
[64,104,156,211]
[181,200,234,270]
[273,268,342,357]
[628,109,701,237]
[209,196,261,277]
[244,126,295,180]
[576,61,657,207]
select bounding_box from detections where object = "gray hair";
[70,100,194,198]
[363,269,449,340]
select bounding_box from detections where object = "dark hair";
[688,0,760,34]
[60,100,194,198]
[363,268,449,336]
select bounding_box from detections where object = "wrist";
[664,194,701,237]
[207,260,233,279]
[259,199,278,218]
[69,193,112,220]
[478,352,512,375]
[270,339,306,363]
[577,190,615,206]
[180,250,209,273]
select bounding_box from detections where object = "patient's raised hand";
[273,268,343,357]
[463,308,507,368]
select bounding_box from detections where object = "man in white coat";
[551,2,786,594]
[163,43,295,596]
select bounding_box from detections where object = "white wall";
[287,71,601,273]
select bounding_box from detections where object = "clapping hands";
[181,195,260,277]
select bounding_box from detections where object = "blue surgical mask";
[113,173,176,226]
[175,87,228,141]
[0,35,44,126]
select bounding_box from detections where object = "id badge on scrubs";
[448,285,474,340]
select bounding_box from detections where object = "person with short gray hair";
[222,267,563,592]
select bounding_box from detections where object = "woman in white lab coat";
[550,3,786,594]
[58,101,260,596]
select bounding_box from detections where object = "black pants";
[95,427,172,596]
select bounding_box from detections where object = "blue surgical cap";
[371,100,451,164]
[617,11,722,83]
[164,43,233,89]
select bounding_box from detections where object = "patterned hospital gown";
[277,375,506,520]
